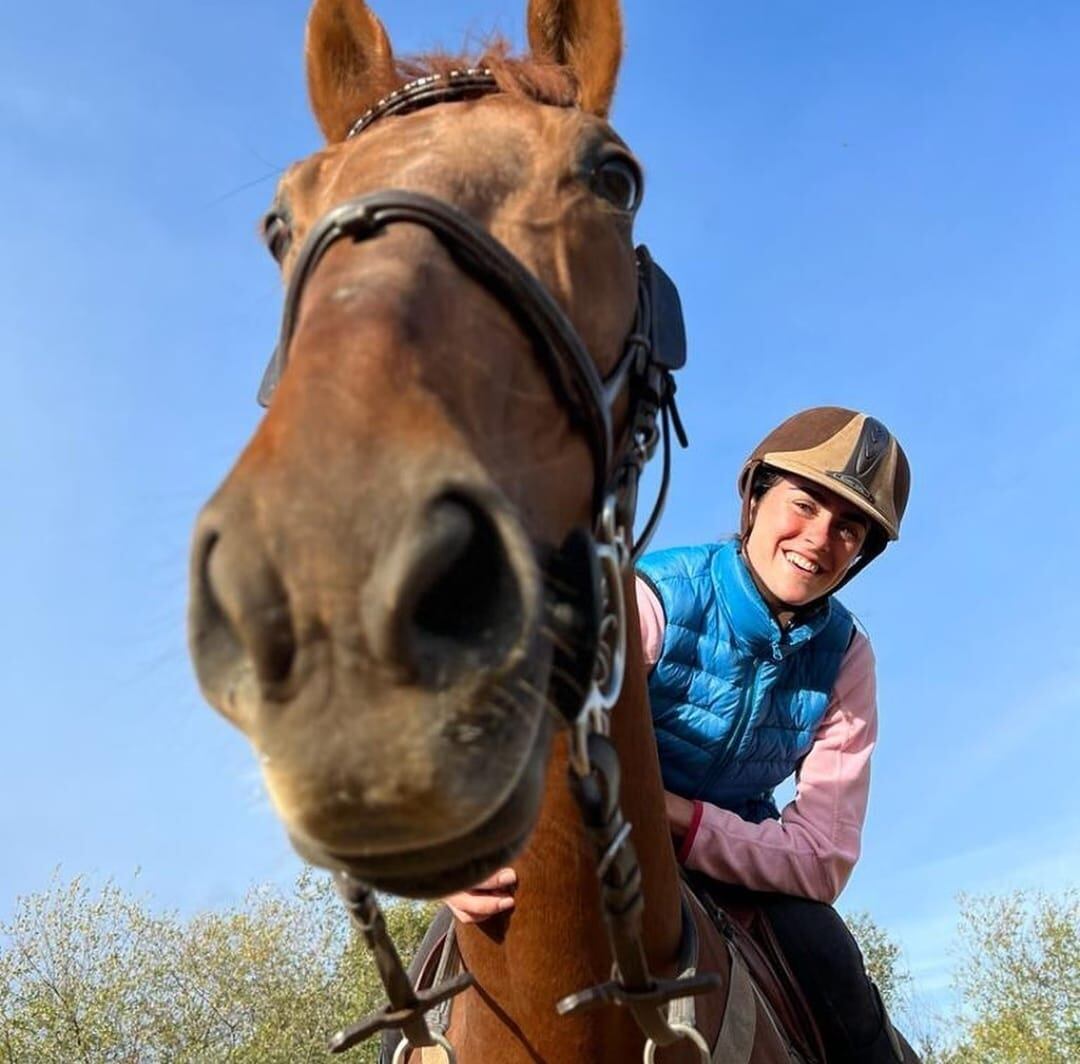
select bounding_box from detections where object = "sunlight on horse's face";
[189,0,635,896]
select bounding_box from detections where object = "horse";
[188,1,911,1060]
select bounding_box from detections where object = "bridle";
[256,69,721,1063]
[261,190,629,519]
[257,68,687,533]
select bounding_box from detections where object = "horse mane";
[396,37,579,109]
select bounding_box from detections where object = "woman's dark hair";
[749,465,784,501]
[735,466,784,547]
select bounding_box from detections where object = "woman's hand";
[444,867,517,924]
[664,791,694,844]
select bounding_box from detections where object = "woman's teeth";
[784,551,821,574]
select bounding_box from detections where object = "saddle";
[684,873,827,1064]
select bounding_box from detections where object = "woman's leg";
[757,894,905,1063]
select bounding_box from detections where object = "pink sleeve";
[635,576,666,668]
[679,632,878,903]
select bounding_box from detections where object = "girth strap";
[666,887,706,1032]
[421,920,464,1040]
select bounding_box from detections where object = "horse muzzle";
[188,462,556,894]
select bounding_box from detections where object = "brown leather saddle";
[684,874,828,1064]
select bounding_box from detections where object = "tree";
[941,888,1079,1064]
[0,871,435,1063]
[4,874,1077,1062]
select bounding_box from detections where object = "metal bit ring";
[643,1021,711,1063]
[393,1031,457,1064]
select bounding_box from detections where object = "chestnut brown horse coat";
[189,0,796,1060]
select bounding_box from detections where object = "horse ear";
[306,0,397,143]
[526,0,623,117]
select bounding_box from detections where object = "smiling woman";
[451,406,916,1059]
[634,406,914,1062]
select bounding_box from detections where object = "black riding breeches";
[756,893,901,1063]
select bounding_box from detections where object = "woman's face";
[745,474,870,606]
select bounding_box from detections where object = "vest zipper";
[700,656,765,797]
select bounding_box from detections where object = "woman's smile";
[783,549,824,576]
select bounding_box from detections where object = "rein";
[257,69,711,1063]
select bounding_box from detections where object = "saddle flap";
[685,876,828,1064]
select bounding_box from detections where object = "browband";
[348,68,499,139]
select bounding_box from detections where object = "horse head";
[189,0,667,899]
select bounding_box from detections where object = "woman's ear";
[526,0,623,117]
[306,0,397,143]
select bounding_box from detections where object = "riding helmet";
[738,407,911,589]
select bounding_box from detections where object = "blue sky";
[3,0,1078,1020]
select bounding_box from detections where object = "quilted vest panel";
[637,540,853,822]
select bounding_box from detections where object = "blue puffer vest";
[637,540,854,823]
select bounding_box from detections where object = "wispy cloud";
[959,671,1080,789]
[897,668,1080,840]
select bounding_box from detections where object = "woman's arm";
[675,633,878,904]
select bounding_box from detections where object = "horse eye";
[591,155,643,212]
[262,212,293,263]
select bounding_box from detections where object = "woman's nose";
[802,515,832,550]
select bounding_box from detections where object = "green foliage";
[845,910,911,1013]
[939,888,1080,1064]
[0,871,435,1063]
[3,874,1076,1063]
[842,892,1080,1064]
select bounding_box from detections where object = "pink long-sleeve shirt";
[636,577,877,904]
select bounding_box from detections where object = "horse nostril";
[397,493,526,688]
[191,530,243,703]
[191,523,297,700]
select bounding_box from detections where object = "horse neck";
[456,569,684,1057]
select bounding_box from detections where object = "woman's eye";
[591,155,643,212]
[838,523,864,544]
[794,500,815,515]
[262,213,293,263]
